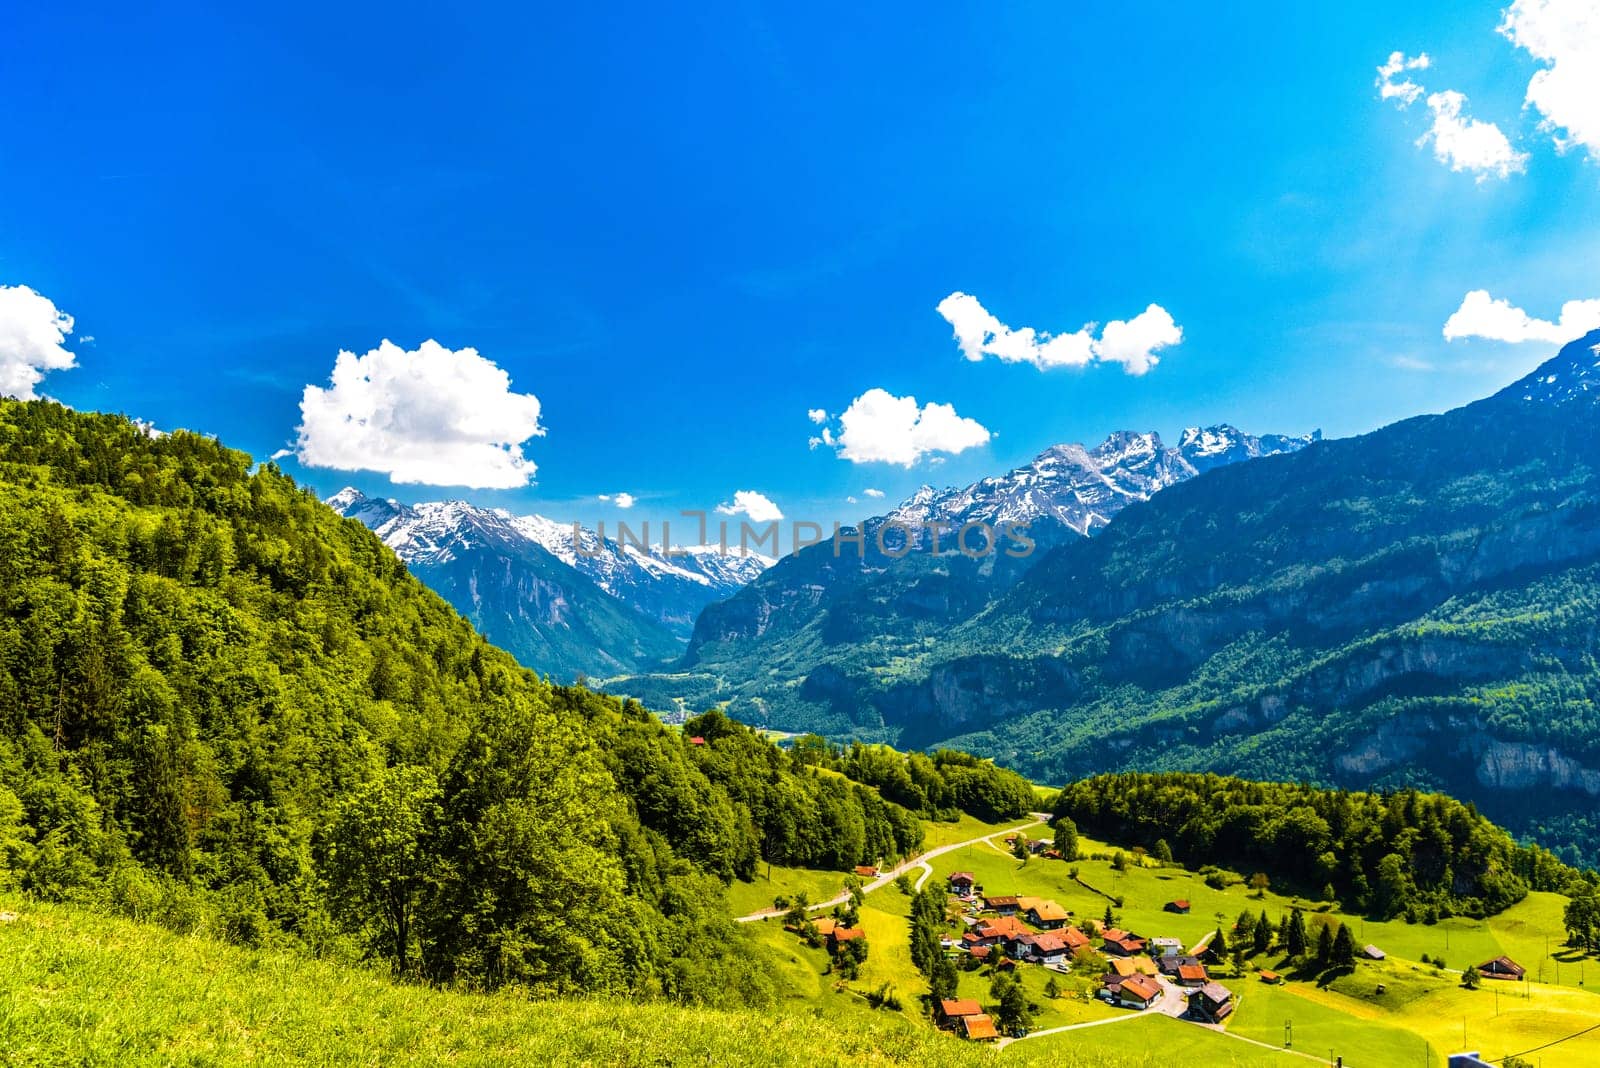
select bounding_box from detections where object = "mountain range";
[329,489,772,679]
[619,330,1600,861]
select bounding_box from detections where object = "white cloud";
[599,492,636,509]
[815,387,991,467]
[1377,51,1432,106]
[1443,289,1600,344]
[863,487,885,498]
[1377,50,1526,181]
[0,284,77,400]
[1421,91,1528,180]
[294,338,545,489]
[716,490,784,523]
[1095,305,1185,375]
[935,292,1180,375]
[806,407,828,424]
[1500,0,1600,161]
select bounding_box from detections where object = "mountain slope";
[329,489,772,678]
[728,331,1600,859]
[613,424,1314,725]
[0,399,912,1005]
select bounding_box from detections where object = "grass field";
[914,827,1600,1067]
[0,894,1197,1068]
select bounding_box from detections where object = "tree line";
[790,737,1039,823]
[0,400,930,1009]
[1054,772,1582,919]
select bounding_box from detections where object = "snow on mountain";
[1509,331,1600,407]
[882,425,1318,539]
[328,489,773,634]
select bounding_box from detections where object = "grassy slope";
[912,832,1600,1067]
[0,895,1036,1068]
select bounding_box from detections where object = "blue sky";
[2,1,1597,540]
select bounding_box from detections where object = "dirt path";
[735,818,1045,923]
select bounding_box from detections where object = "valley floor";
[743,820,1600,1068]
[6,819,1600,1066]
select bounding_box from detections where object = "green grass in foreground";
[0,895,1187,1068]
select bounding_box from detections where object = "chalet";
[1174,963,1210,987]
[1189,982,1235,1023]
[1102,930,1148,956]
[1156,954,1201,978]
[1115,974,1163,1010]
[938,998,984,1026]
[1477,956,1526,981]
[1363,944,1386,961]
[827,926,865,951]
[1165,899,1191,914]
[949,872,976,895]
[1016,932,1071,966]
[853,865,879,878]
[808,917,839,937]
[1107,957,1139,978]
[1107,955,1158,978]
[1026,900,1070,929]
[969,945,993,962]
[984,894,1022,916]
[974,916,1031,950]
[1259,969,1284,985]
[1061,926,1092,952]
[1150,936,1184,958]
[960,1014,999,1042]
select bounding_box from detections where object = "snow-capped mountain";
[680,423,1318,663]
[328,489,773,635]
[1505,330,1600,406]
[882,425,1320,538]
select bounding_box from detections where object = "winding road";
[734,816,1047,923]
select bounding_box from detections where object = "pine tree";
[1286,908,1309,958]
[1316,923,1334,967]
[1332,922,1357,968]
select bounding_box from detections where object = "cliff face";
[636,332,1600,861]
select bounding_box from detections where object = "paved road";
[735,817,1046,923]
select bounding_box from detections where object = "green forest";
[0,399,1009,1008]
[1054,771,1588,919]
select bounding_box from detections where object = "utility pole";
[1284,1019,1292,1049]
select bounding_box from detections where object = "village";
[776,828,1543,1056]
[932,859,1239,1042]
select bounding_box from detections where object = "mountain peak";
[327,486,368,511]
[1507,329,1600,407]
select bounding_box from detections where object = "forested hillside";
[0,399,1001,1006]
[1055,773,1581,918]
[637,331,1600,864]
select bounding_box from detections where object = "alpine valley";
[617,331,1600,864]
[329,488,773,679]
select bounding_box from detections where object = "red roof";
[1177,964,1209,983]
[688,736,706,745]
[976,916,1031,941]
[1168,899,1190,910]
[961,1014,999,1041]
[1120,975,1161,1002]
[853,865,878,877]
[830,926,865,943]
[969,945,992,959]
[949,871,976,885]
[939,998,983,1018]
